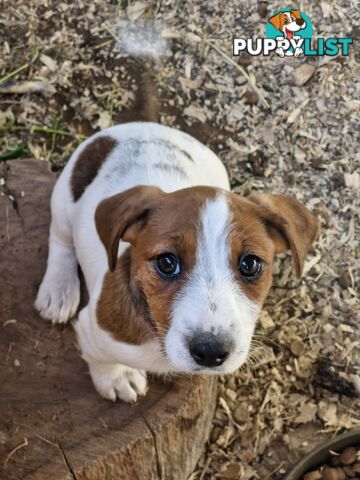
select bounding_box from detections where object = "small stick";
[4,438,28,467]
[263,461,285,480]
[36,434,58,448]
[199,456,212,480]
[0,64,29,85]
[0,53,38,85]
[205,40,270,109]
[31,125,87,141]
[104,26,122,44]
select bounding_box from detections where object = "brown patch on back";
[71,136,117,201]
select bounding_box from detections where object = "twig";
[36,434,58,448]
[104,25,122,44]
[263,461,285,480]
[199,456,212,480]
[0,64,29,86]
[205,40,270,109]
[31,125,87,141]
[4,438,28,467]
[0,53,38,85]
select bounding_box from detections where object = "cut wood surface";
[0,160,217,480]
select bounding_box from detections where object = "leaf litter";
[0,0,358,478]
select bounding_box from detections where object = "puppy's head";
[269,10,306,38]
[95,186,319,373]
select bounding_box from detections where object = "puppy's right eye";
[155,253,181,278]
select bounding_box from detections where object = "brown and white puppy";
[35,122,319,402]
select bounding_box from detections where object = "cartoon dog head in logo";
[268,10,306,40]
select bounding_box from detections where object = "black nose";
[296,18,304,26]
[190,333,230,367]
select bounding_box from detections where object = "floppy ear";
[290,9,301,19]
[249,194,320,278]
[268,12,283,31]
[95,185,163,272]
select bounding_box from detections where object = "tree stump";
[0,160,217,480]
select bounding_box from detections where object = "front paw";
[275,48,285,57]
[294,47,303,57]
[35,272,80,324]
[90,363,148,403]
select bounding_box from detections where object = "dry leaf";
[40,54,58,72]
[127,1,150,21]
[292,63,316,86]
[95,111,111,130]
[287,107,302,124]
[294,402,317,424]
[344,172,360,190]
[183,104,207,123]
[318,401,338,426]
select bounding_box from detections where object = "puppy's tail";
[134,72,160,123]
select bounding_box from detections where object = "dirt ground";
[0,1,359,478]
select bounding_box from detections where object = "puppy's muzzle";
[189,332,231,367]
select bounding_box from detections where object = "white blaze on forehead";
[165,193,260,373]
[197,194,233,289]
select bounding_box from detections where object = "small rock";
[338,271,352,288]
[290,340,305,357]
[311,157,324,169]
[257,2,268,18]
[243,90,259,105]
[304,470,322,480]
[292,63,316,86]
[353,463,360,473]
[339,447,357,465]
[332,172,345,188]
[210,425,222,443]
[343,465,356,477]
[237,54,252,67]
[322,467,341,480]
[223,462,241,479]
[233,405,248,423]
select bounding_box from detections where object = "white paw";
[90,364,148,403]
[35,271,80,324]
[294,47,303,57]
[276,48,285,57]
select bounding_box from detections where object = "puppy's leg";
[35,227,80,323]
[75,306,148,402]
[89,362,148,403]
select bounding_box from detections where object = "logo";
[233,8,353,58]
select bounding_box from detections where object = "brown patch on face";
[97,248,154,345]
[96,186,218,343]
[226,192,320,305]
[227,195,276,306]
[71,136,117,201]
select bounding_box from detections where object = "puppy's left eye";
[155,253,181,278]
[238,254,264,280]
